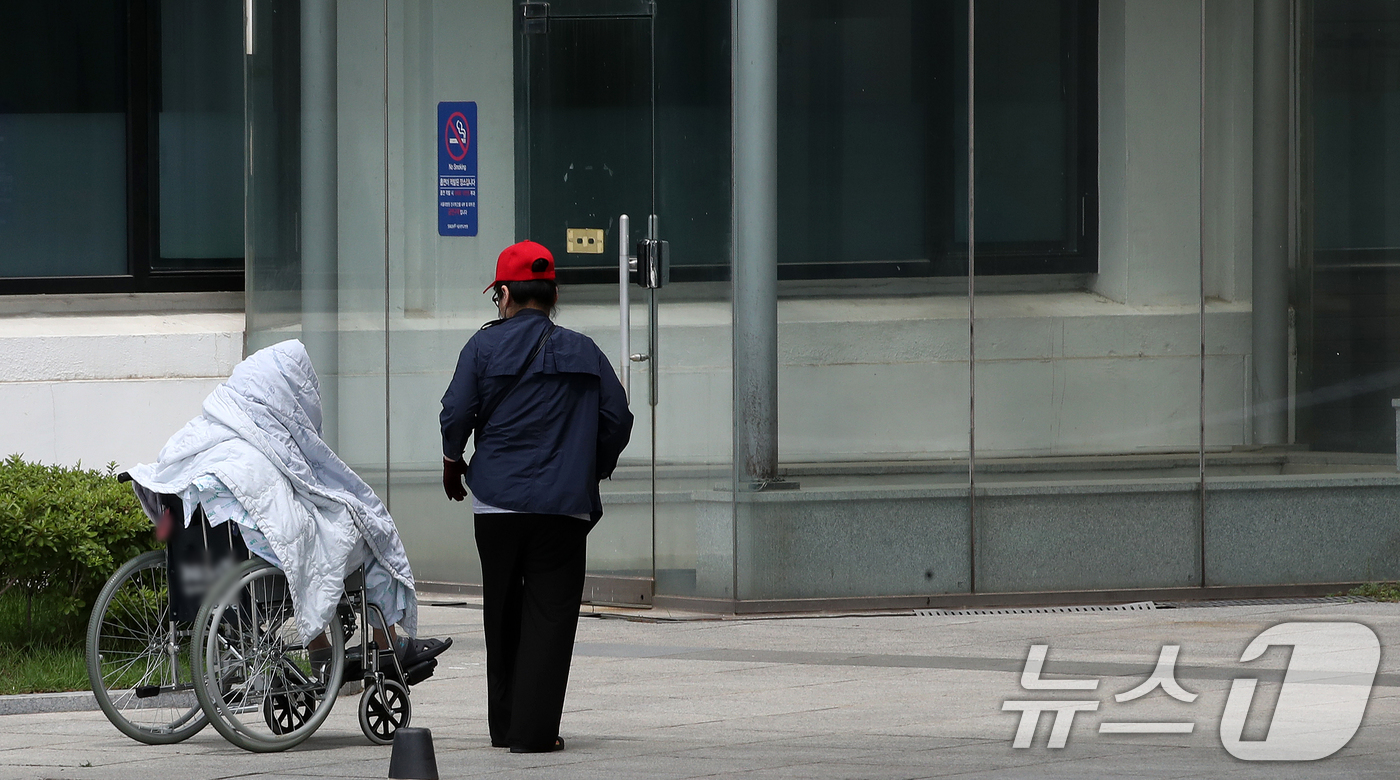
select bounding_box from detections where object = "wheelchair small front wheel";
[359,678,411,745]
[86,550,207,744]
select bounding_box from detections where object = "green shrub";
[0,455,157,646]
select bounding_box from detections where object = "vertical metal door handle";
[647,215,659,408]
[618,214,631,402]
[244,0,254,55]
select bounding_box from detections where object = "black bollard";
[388,727,439,780]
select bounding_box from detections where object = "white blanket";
[128,340,417,643]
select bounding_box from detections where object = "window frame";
[0,0,244,295]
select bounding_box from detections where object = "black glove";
[442,457,468,502]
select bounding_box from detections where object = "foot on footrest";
[396,636,453,668]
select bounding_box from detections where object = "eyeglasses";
[491,288,502,306]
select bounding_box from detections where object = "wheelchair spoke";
[89,552,205,744]
[193,560,345,751]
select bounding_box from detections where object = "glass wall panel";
[0,1,128,278]
[776,0,1093,280]
[1302,0,1400,454]
[1204,0,1400,591]
[517,15,654,275]
[240,0,1400,608]
[655,1,731,280]
[1200,0,1283,590]
[972,0,1204,595]
[954,0,1085,253]
[511,0,729,286]
[758,0,972,605]
[385,0,520,589]
[157,0,244,270]
[244,0,390,498]
[649,0,734,599]
[1198,0,1258,519]
[384,0,731,600]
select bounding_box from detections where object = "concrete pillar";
[1251,0,1290,445]
[301,0,339,446]
[1094,0,1204,307]
[732,0,779,486]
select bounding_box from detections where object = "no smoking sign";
[438,101,478,236]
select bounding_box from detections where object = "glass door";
[518,0,658,604]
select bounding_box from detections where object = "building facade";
[4,0,1400,610]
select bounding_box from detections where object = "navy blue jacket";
[440,308,634,522]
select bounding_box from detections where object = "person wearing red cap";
[439,240,633,754]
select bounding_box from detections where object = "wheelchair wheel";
[192,558,344,753]
[86,550,207,744]
[358,678,411,744]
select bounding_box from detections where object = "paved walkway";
[2,597,1398,779]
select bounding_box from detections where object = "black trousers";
[474,513,588,750]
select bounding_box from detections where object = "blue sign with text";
[438,101,478,236]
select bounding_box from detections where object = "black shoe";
[510,736,564,754]
[396,636,453,668]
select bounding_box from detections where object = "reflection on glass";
[655,0,731,276]
[520,0,732,283]
[520,16,654,275]
[245,0,305,340]
[779,0,1092,278]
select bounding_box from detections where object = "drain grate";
[915,596,1377,616]
[1156,596,1375,609]
[916,601,1156,617]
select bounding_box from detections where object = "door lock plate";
[566,228,605,254]
[636,238,669,288]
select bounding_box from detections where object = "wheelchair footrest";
[341,647,395,682]
[343,648,436,686]
[403,658,437,687]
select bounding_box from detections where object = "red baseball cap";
[484,240,556,293]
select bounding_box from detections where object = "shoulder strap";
[474,321,556,441]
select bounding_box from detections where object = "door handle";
[244,0,254,55]
[618,214,631,402]
[645,215,660,409]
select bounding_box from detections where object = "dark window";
[0,0,243,293]
[517,0,1096,284]
[0,1,128,280]
[780,0,1096,278]
[157,0,244,272]
[1298,0,1400,453]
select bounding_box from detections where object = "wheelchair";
[87,478,417,751]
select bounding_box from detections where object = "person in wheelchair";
[126,340,452,690]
